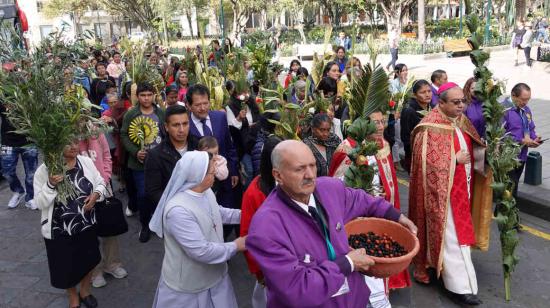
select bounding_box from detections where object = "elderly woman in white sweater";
[34,141,107,308]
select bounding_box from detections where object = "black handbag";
[95,196,128,237]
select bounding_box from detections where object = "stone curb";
[421,45,511,60]
[517,184,550,222]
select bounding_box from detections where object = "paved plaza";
[1,48,549,307]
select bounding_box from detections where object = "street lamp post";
[485,0,492,45]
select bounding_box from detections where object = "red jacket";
[240,176,267,279]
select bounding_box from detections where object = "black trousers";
[508,161,526,198]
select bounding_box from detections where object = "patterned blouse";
[303,133,342,177]
[51,160,96,238]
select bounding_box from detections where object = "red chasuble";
[408,107,483,277]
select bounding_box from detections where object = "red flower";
[255,97,263,104]
[389,100,396,108]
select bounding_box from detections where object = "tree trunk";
[73,14,82,36]
[260,9,267,30]
[383,9,402,36]
[465,0,472,15]
[186,10,195,39]
[230,1,248,46]
[295,7,307,44]
[418,0,426,43]
[516,0,526,21]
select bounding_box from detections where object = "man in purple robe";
[430,69,448,107]
[503,83,541,197]
[246,140,417,307]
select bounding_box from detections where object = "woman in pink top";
[79,133,128,289]
[174,70,190,102]
[106,52,125,80]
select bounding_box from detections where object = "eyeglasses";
[444,98,467,105]
[372,120,388,126]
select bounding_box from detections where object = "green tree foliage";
[43,0,96,35]
[0,28,106,205]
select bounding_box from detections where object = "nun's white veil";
[149,151,210,238]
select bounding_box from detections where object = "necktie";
[308,206,336,261]
[519,109,529,136]
[200,118,213,136]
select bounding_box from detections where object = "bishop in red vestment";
[408,83,484,306]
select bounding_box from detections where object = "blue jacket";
[189,110,239,176]
[335,37,351,51]
[251,130,270,176]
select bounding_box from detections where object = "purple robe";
[503,105,538,161]
[430,85,439,108]
[246,177,401,308]
[464,98,486,138]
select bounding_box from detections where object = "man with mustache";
[246,140,417,307]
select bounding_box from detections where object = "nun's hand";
[234,236,247,252]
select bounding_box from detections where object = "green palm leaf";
[348,64,390,121]
[363,66,390,117]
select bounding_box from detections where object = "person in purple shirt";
[503,83,542,197]
[430,69,448,108]
[463,77,486,138]
[246,140,417,308]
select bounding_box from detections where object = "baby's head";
[198,136,219,155]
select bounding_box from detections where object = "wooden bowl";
[345,217,419,278]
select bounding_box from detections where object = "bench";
[378,32,417,40]
[443,39,472,57]
[295,44,333,61]
[402,32,416,39]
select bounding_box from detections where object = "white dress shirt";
[191,112,213,136]
[291,195,354,271]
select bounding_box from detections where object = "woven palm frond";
[128,116,160,150]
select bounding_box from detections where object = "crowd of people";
[511,16,550,67]
[0,36,543,308]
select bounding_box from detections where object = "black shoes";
[139,226,151,243]
[79,294,98,308]
[453,293,483,306]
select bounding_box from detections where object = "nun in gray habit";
[149,151,243,308]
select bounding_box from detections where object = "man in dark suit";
[186,84,240,224]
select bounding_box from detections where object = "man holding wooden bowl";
[246,140,417,307]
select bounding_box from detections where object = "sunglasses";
[443,98,467,105]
